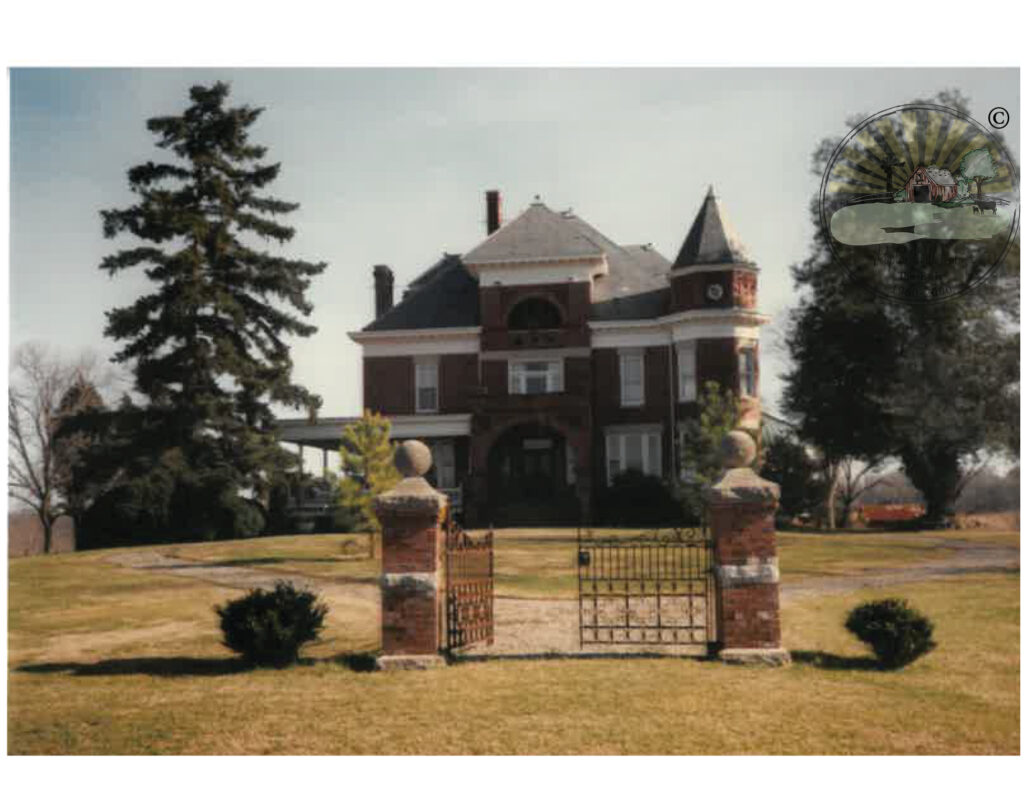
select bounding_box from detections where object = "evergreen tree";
[676,382,740,519]
[99,82,326,518]
[337,412,401,554]
[760,431,826,521]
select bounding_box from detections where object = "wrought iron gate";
[577,527,715,646]
[444,513,494,652]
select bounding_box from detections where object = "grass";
[7,526,1020,754]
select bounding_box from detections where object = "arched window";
[507,297,562,330]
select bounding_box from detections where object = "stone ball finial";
[720,430,757,469]
[394,439,432,478]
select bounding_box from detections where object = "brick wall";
[364,356,414,414]
[440,354,479,412]
[717,585,782,649]
[698,338,739,393]
[712,503,777,563]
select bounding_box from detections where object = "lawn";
[7,527,1020,755]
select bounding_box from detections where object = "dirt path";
[107,536,1018,658]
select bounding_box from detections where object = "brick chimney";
[373,265,394,319]
[486,190,502,235]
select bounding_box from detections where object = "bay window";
[677,341,697,402]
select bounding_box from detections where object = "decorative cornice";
[349,326,481,344]
[668,262,759,279]
[589,308,769,332]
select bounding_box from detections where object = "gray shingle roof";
[673,187,753,269]
[361,201,688,331]
[361,254,479,331]
[462,202,605,265]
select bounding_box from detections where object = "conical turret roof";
[672,187,754,269]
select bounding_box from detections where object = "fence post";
[373,440,448,670]
[704,430,791,666]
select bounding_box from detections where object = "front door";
[520,438,556,498]
[913,184,931,203]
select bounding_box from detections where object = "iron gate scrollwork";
[577,526,715,647]
[444,511,494,652]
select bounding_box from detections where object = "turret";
[669,187,758,313]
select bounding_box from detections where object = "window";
[415,358,438,413]
[605,428,662,481]
[739,345,757,397]
[509,359,563,394]
[507,297,562,330]
[433,440,456,489]
[677,341,697,402]
[619,350,645,407]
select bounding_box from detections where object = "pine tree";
[676,382,740,519]
[337,412,401,554]
[99,82,326,507]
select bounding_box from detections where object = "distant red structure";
[855,504,925,527]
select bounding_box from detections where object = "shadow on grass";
[790,650,880,671]
[18,652,384,677]
[16,656,250,677]
[141,556,357,570]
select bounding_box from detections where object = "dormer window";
[507,297,562,330]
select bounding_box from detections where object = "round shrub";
[216,581,328,667]
[844,598,936,669]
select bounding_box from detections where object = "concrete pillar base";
[374,654,448,671]
[718,647,792,667]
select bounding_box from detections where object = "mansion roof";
[362,190,751,332]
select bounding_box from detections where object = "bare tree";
[834,457,891,528]
[7,343,117,553]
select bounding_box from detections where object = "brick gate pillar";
[374,440,448,671]
[704,430,790,666]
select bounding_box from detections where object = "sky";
[9,68,1020,423]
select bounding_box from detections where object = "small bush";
[597,469,682,526]
[844,598,936,669]
[216,581,328,667]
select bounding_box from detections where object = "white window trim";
[432,439,456,489]
[508,358,564,395]
[414,357,439,414]
[738,341,757,398]
[677,340,697,403]
[604,425,663,482]
[618,349,645,408]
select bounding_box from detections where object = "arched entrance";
[485,422,581,525]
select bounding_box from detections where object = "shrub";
[597,469,682,526]
[844,598,937,669]
[216,581,328,667]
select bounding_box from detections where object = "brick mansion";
[280,189,767,527]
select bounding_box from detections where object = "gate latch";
[577,550,591,567]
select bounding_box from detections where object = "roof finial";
[532,194,542,205]
[706,184,716,199]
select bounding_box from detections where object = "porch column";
[704,430,790,666]
[374,440,448,670]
